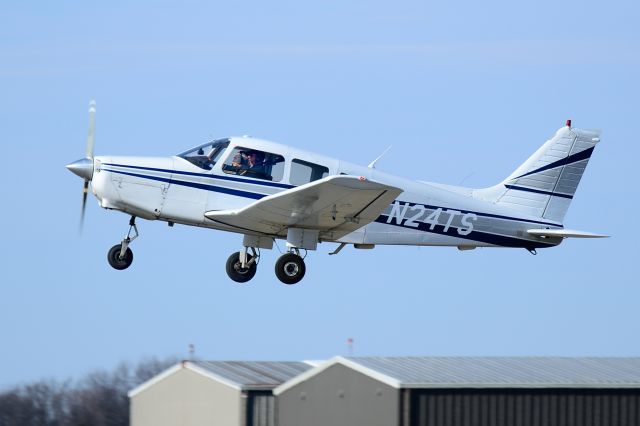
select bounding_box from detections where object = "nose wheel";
[107,216,138,270]
[275,252,306,285]
[107,244,134,270]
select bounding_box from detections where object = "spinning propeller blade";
[80,180,89,232]
[86,100,96,159]
[66,100,97,234]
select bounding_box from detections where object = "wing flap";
[205,175,403,239]
[527,228,609,238]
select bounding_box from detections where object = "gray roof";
[193,360,312,390]
[342,357,640,388]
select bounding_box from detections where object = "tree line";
[0,356,177,426]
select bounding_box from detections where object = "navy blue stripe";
[505,185,573,199]
[102,162,295,189]
[514,147,594,179]
[373,216,556,249]
[104,167,561,228]
[103,169,266,200]
[390,201,561,227]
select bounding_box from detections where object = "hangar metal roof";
[343,357,640,388]
[129,360,313,397]
[192,360,313,390]
[274,357,640,394]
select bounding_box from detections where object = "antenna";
[367,146,393,169]
[188,343,195,361]
[458,172,475,186]
[347,337,354,356]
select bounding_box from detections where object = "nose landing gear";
[107,216,138,270]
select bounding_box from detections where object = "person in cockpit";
[232,150,267,176]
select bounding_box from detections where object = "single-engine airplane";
[67,101,607,284]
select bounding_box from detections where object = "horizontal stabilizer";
[527,229,609,238]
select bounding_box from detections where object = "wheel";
[275,253,306,285]
[107,244,133,270]
[226,252,257,283]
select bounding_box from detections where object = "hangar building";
[274,356,640,426]
[129,360,312,426]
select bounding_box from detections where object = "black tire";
[226,252,257,283]
[107,244,133,270]
[275,253,306,285]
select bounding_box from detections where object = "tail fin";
[474,122,601,223]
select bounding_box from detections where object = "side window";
[290,159,329,186]
[222,147,285,182]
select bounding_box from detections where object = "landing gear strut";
[223,234,309,285]
[226,247,259,283]
[275,249,306,285]
[107,216,137,270]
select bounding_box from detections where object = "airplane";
[67,101,607,285]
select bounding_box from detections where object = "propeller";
[66,100,96,233]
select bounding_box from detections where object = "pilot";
[232,150,267,176]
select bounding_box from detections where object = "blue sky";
[1,0,638,387]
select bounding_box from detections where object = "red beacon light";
[566,119,572,128]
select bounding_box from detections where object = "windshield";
[177,139,230,170]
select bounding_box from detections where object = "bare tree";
[0,380,69,426]
[0,356,177,426]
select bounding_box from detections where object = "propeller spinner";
[66,100,97,232]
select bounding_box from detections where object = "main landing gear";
[274,250,306,285]
[224,247,307,285]
[107,216,138,270]
[224,234,308,285]
[226,247,258,283]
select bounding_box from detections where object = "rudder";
[474,121,601,223]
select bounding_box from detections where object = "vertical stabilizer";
[474,122,601,223]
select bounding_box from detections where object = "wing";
[204,175,403,240]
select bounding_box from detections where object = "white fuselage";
[90,137,562,251]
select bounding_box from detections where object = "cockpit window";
[222,147,285,182]
[178,139,230,170]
